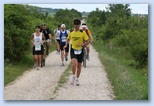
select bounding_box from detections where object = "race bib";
[74,49,82,55]
[35,45,41,51]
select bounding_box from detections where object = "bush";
[112,29,148,67]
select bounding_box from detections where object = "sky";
[28,4,148,14]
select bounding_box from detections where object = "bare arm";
[41,34,45,45]
[63,38,70,49]
[49,33,52,40]
[89,34,93,42]
[54,33,57,42]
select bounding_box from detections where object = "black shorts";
[33,45,44,55]
[60,44,69,52]
[56,39,60,44]
[70,48,83,63]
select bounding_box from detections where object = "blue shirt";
[59,30,69,45]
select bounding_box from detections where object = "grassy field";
[4,41,56,86]
[92,41,148,100]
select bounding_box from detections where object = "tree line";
[4,4,82,62]
[88,4,148,67]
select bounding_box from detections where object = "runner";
[41,24,52,55]
[59,24,70,66]
[54,25,61,55]
[63,19,89,86]
[30,26,45,70]
[82,23,93,61]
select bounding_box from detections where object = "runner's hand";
[63,45,67,50]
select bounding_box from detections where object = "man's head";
[73,19,81,30]
[57,25,61,30]
[61,24,66,31]
[82,23,87,31]
[42,23,47,30]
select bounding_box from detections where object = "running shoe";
[76,78,80,86]
[37,66,40,70]
[60,63,65,66]
[71,76,76,85]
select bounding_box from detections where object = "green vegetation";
[4,4,81,86]
[4,4,148,100]
[88,4,148,99]
[53,63,71,95]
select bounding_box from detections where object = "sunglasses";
[74,22,80,25]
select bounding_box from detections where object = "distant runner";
[30,26,45,70]
[41,24,52,55]
[54,25,61,55]
[59,24,70,66]
[82,23,93,60]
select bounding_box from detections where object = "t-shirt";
[67,30,89,50]
[54,29,61,40]
[85,29,91,36]
[59,30,69,45]
[40,28,51,40]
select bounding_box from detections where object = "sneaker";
[56,50,60,54]
[37,66,40,70]
[60,63,65,66]
[34,63,37,68]
[58,51,60,55]
[76,78,80,86]
[71,76,76,85]
[65,56,68,61]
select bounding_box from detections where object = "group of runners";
[30,19,93,86]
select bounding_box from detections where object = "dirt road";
[4,45,114,100]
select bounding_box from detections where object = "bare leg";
[38,55,42,67]
[71,58,77,75]
[86,45,90,55]
[61,50,64,63]
[77,62,82,78]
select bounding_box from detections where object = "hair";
[35,26,41,29]
[82,23,86,25]
[42,23,46,26]
[57,25,61,27]
[73,19,81,24]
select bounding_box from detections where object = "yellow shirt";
[68,30,89,50]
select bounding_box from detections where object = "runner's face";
[42,26,46,30]
[74,22,80,30]
[58,27,61,30]
[35,28,40,32]
[82,27,86,30]
[61,27,65,31]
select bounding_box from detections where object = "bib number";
[74,49,82,55]
[35,45,41,51]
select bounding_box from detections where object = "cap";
[61,24,66,28]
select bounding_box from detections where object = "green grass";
[4,41,56,86]
[53,63,71,94]
[92,41,148,100]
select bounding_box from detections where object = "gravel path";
[4,50,71,100]
[4,45,114,100]
[53,45,115,100]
